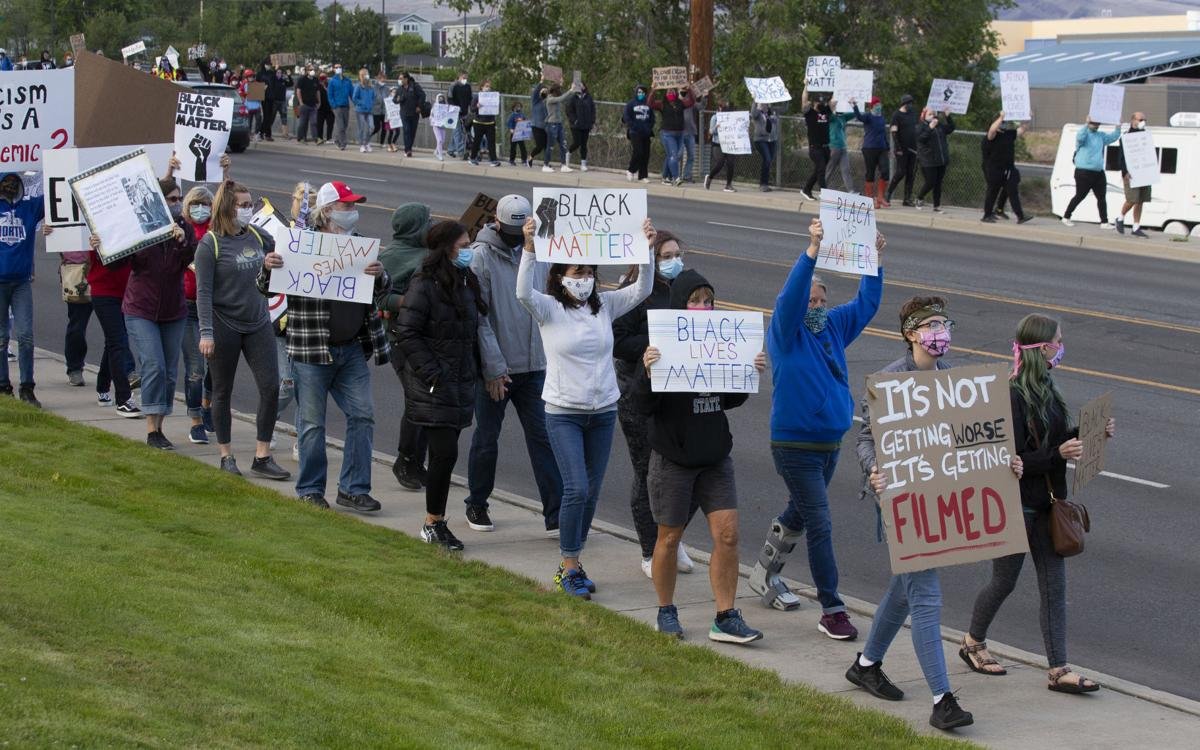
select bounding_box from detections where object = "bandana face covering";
[918,329,951,357]
[804,306,828,334]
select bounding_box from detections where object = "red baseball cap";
[315,181,366,210]
[867,96,881,107]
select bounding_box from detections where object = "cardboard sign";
[866,363,1030,574]
[121,41,146,59]
[43,144,172,253]
[652,66,688,90]
[270,53,297,68]
[385,98,403,129]
[690,76,716,99]
[999,71,1031,122]
[478,91,500,116]
[744,76,791,104]
[646,310,764,393]
[531,188,649,265]
[1088,83,1124,125]
[246,82,266,102]
[512,120,533,142]
[268,226,381,305]
[541,64,563,84]
[817,189,878,276]
[69,149,176,265]
[713,111,751,155]
[572,70,582,87]
[431,102,458,129]
[74,51,183,148]
[164,46,181,70]
[1073,393,1113,493]
[187,45,207,61]
[805,56,840,91]
[70,34,87,55]
[833,69,873,114]
[927,79,974,115]
[249,197,289,323]
[173,91,233,183]
[0,68,75,171]
[459,193,497,242]
[1121,130,1160,188]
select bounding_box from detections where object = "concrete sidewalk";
[246,139,1198,265]
[28,347,1200,748]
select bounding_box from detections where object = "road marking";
[707,221,810,237]
[299,169,388,183]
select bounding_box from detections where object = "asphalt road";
[26,147,1200,700]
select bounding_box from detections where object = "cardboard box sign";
[73,51,183,148]
[270,53,298,68]
[541,64,563,84]
[460,193,498,241]
[1072,393,1113,493]
[652,66,688,90]
[246,82,267,102]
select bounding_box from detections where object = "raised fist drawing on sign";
[535,196,558,239]
[189,134,213,182]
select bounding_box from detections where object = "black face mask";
[499,228,523,247]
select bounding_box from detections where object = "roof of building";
[998,36,1200,86]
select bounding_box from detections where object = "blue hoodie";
[1073,125,1122,172]
[0,173,45,282]
[767,253,883,443]
[623,86,654,138]
[351,82,375,114]
[327,74,353,109]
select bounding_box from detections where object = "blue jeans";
[466,370,562,526]
[545,122,566,165]
[755,140,777,186]
[451,117,467,154]
[181,302,205,418]
[772,446,845,614]
[275,334,295,417]
[124,315,185,416]
[864,569,951,696]
[0,279,34,388]
[545,410,617,558]
[356,112,373,146]
[292,343,374,499]
[660,131,684,180]
[681,135,696,181]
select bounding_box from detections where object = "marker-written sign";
[690,76,716,99]
[833,69,873,114]
[385,98,403,129]
[1121,130,1160,188]
[805,56,840,92]
[652,67,688,90]
[1088,83,1124,125]
[817,189,878,276]
[541,64,563,85]
[512,120,533,142]
[867,363,1030,574]
[647,310,764,393]
[121,41,146,59]
[1072,392,1113,493]
[477,91,500,116]
[173,91,233,183]
[532,188,649,265]
[999,71,1031,122]
[713,111,751,155]
[459,192,497,242]
[927,78,974,115]
[0,68,75,171]
[431,102,458,130]
[268,226,381,305]
[744,76,791,104]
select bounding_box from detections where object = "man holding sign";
[0,170,47,406]
[1116,112,1154,238]
[1061,119,1121,229]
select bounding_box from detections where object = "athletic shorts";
[1123,179,1151,204]
[647,452,737,527]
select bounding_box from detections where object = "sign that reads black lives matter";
[173,91,233,183]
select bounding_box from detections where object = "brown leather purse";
[1031,419,1090,557]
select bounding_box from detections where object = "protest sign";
[833,69,873,114]
[246,82,267,102]
[512,120,533,142]
[431,102,459,130]
[74,51,182,148]
[187,44,207,60]
[541,64,563,84]
[249,197,290,323]
[0,68,75,171]
[1120,130,1160,188]
[805,56,840,91]
[460,193,497,242]
[572,70,582,87]
[173,91,233,183]
[70,34,87,55]
[268,226,381,305]
[270,53,297,68]
[532,188,649,265]
[713,111,751,155]
[69,149,176,265]
[43,144,172,253]
[121,41,146,59]
[999,71,1031,121]
[1072,393,1113,493]
[1088,83,1125,125]
[927,79,974,115]
[866,363,1030,574]
[478,91,500,116]
[817,189,878,276]
[385,98,403,129]
[164,46,181,70]
[646,310,764,394]
[690,76,716,99]
[652,66,689,90]
[744,76,791,104]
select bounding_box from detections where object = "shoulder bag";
[1030,417,1090,557]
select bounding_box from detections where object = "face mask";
[562,276,594,302]
[872,105,882,116]
[334,67,343,75]
[917,329,951,357]
[657,257,683,280]
[331,209,359,232]
[1132,121,1145,130]
[236,207,254,226]
[803,306,828,334]
[219,63,227,70]
[1047,343,1065,369]
[170,202,183,219]
[65,58,72,66]
[452,247,473,268]
[189,205,212,222]
[636,92,646,101]
[666,91,677,102]
[460,77,468,84]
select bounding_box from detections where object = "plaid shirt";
[257,266,391,366]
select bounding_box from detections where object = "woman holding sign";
[915,107,955,213]
[516,216,656,599]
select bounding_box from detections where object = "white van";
[1050,123,1200,233]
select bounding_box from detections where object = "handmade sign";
[805,56,840,92]
[833,69,873,114]
[173,91,233,183]
[572,70,582,87]
[0,68,75,171]
[74,51,182,148]
[249,198,289,323]
[1121,130,1160,188]
[43,144,172,253]
[164,46,181,70]
[268,226,381,305]
[270,53,297,68]
[512,120,533,142]
[866,363,1029,574]
[460,193,497,242]
[246,82,266,102]
[385,98,403,129]
[744,76,791,104]
[121,41,147,59]
[1072,393,1113,493]
[652,66,689,90]
[646,310,764,393]
[478,91,500,116]
[690,76,716,99]
[531,188,649,265]
[541,64,563,84]
[927,79,974,115]
[68,149,176,264]
[431,102,458,129]
[817,188,878,276]
[188,44,207,60]
[713,111,751,155]
[999,71,1031,122]
[1088,83,1124,125]
[70,34,87,55]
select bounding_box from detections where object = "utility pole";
[688,0,713,86]
[381,0,387,77]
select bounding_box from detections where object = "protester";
[887,94,919,207]
[1060,120,1122,229]
[506,101,528,166]
[257,181,390,509]
[255,60,281,141]
[60,252,93,388]
[854,97,891,208]
[469,80,502,167]
[296,65,320,143]
[801,88,833,200]
[238,70,263,139]
[396,72,426,158]
[751,103,780,192]
[316,73,335,145]
[427,92,452,161]
[565,82,595,172]
[637,270,766,644]
[383,83,403,153]
[680,96,699,182]
[181,185,216,443]
[748,218,886,641]
[272,67,294,140]
[0,49,13,72]
[38,50,56,70]
[651,87,695,186]
[1117,112,1151,237]
[351,68,376,153]
[826,100,858,193]
[466,195,562,533]
[327,64,353,151]
[516,216,656,598]
[278,182,318,461]
[704,100,739,193]
[623,85,655,183]
[963,313,1115,694]
[915,107,955,212]
[981,112,1032,225]
[543,84,573,173]
[371,76,388,148]
[0,171,46,406]
[85,240,140,417]
[528,81,550,169]
[449,72,473,159]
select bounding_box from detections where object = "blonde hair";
[210,180,251,237]
[358,68,369,85]
[182,186,213,224]
[811,273,827,293]
[291,182,316,224]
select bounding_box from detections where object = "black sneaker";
[391,455,422,490]
[1131,228,1149,238]
[465,504,495,532]
[0,384,12,397]
[251,456,291,481]
[902,199,916,207]
[147,431,174,450]
[845,655,904,701]
[17,386,41,408]
[995,210,1010,220]
[336,490,381,513]
[299,494,330,509]
[220,456,242,476]
[1018,215,1035,225]
[981,215,997,223]
[421,519,464,551]
[1115,218,1125,234]
[801,190,816,201]
[117,400,143,418]
[930,692,974,730]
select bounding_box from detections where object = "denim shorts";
[647,452,737,527]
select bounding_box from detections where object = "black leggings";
[317,109,334,140]
[529,126,548,161]
[386,127,401,145]
[509,140,527,163]
[918,165,947,207]
[888,151,917,201]
[209,319,279,445]
[389,353,428,466]
[863,147,890,181]
[471,122,497,162]
[425,426,461,517]
[1064,168,1108,223]
[707,144,735,188]
[569,128,590,160]
[804,145,830,193]
[628,133,651,179]
[372,113,384,143]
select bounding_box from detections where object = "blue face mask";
[452,247,473,269]
[804,306,828,334]
[636,91,646,101]
[658,257,683,280]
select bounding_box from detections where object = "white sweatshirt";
[516,251,653,412]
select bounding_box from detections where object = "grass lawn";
[0,400,969,748]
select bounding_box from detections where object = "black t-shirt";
[891,109,919,151]
[328,302,366,345]
[988,129,1018,169]
[804,107,831,147]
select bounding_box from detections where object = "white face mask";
[236,207,254,226]
[562,276,594,302]
[334,67,343,75]
[331,209,359,232]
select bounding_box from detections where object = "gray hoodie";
[469,223,548,379]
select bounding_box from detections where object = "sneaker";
[641,556,653,579]
[469,159,480,166]
[845,655,904,700]
[554,565,591,599]
[465,504,495,532]
[1132,228,1149,238]
[391,455,423,491]
[661,178,672,185]
[656,605,684,639]
[801,190,816,201]
[491,161,502,167]
[116,400,142,418]
[509,159,517,166]
[704,174,712,190]
[723,186,736,193]
[902,199,916,207]
[560,165,573,172]
[1060,217,1075,227]
[709,609,763,644]
[575,563,597,593]
[930,692,974,731]
[995,210,1010,220]
[1099,222,1114,230]
[67,370,85,387]
[915,199,925,210]
[359,145,366,153]
[291,441,300,461]
[677,545,694,573]
[97,391,113,407]
[220,456,242,476]
[818,612,859,641]
[251,456,291,481]
[933,207,945,214]
[336,491,381,513]
[1018,215,1035,225]
[365,144,372,153]
[147,431,174,451]
[981,215,997,223]
[1115,218,1126,234]
[626,171,635,182]
[542,165,554,173]
[17,386,40,408]
[437,152,445,162]
[299,494,330,509]
[760,185,772,192]
[580,161,588,172]
[188,424,209,444]
[544,521,559,538]
[421,519,464,551]
[638,178,650,183]
[201,406,214,433]
[672,177,683,186]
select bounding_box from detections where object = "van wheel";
[1163,221,1190,237]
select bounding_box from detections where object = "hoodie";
[326,73,353,109]
[623,86,655,138]
[530,83,548,128]
[378,203,431,312]
[0,172,45,282]
[470,223,547,379]
[1074,125,1122,172]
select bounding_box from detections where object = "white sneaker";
[541,165,554,173]
[641,556,653,579]
[677,544,695,573]
[581,161,589,172]
[626,171,635,182]
[291,441,300,462]
[1061,217,1075,227]
[437,152,445,162]
[560,165,573,173]
[359,145,366,153]
[366,144,373,153]
[1099,222,1114,230]
[638,178,650,183]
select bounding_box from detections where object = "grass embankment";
[0,400,968,748]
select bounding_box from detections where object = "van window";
[1104,144,1176,174]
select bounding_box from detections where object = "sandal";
[959,637,1008,676]
[1048,667,1100,694]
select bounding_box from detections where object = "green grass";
[0,400,968,749]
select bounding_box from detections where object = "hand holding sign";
[816,189,879,276]
[531,188,650,265]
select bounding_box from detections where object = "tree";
[393,32,433,58]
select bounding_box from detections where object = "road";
[27,147,1200,700]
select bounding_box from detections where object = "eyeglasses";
[916,320,955,332]
[235,202,253,209]
[166,195,182,204]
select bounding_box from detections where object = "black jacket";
[566,92,596,131]
[396,82,427,118]
[394,268,482,428]
[296,74,320,107]
[612,273,672,394]
[449,80,472,116]
[1011,386,1079,512]
[916,115,955,167]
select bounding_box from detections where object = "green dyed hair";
[1010,313,1069,431]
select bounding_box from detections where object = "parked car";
[177,81,251,153]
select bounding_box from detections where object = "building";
[433,15,500,58]
[387,13,434,46]
[994,11,1200,55]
